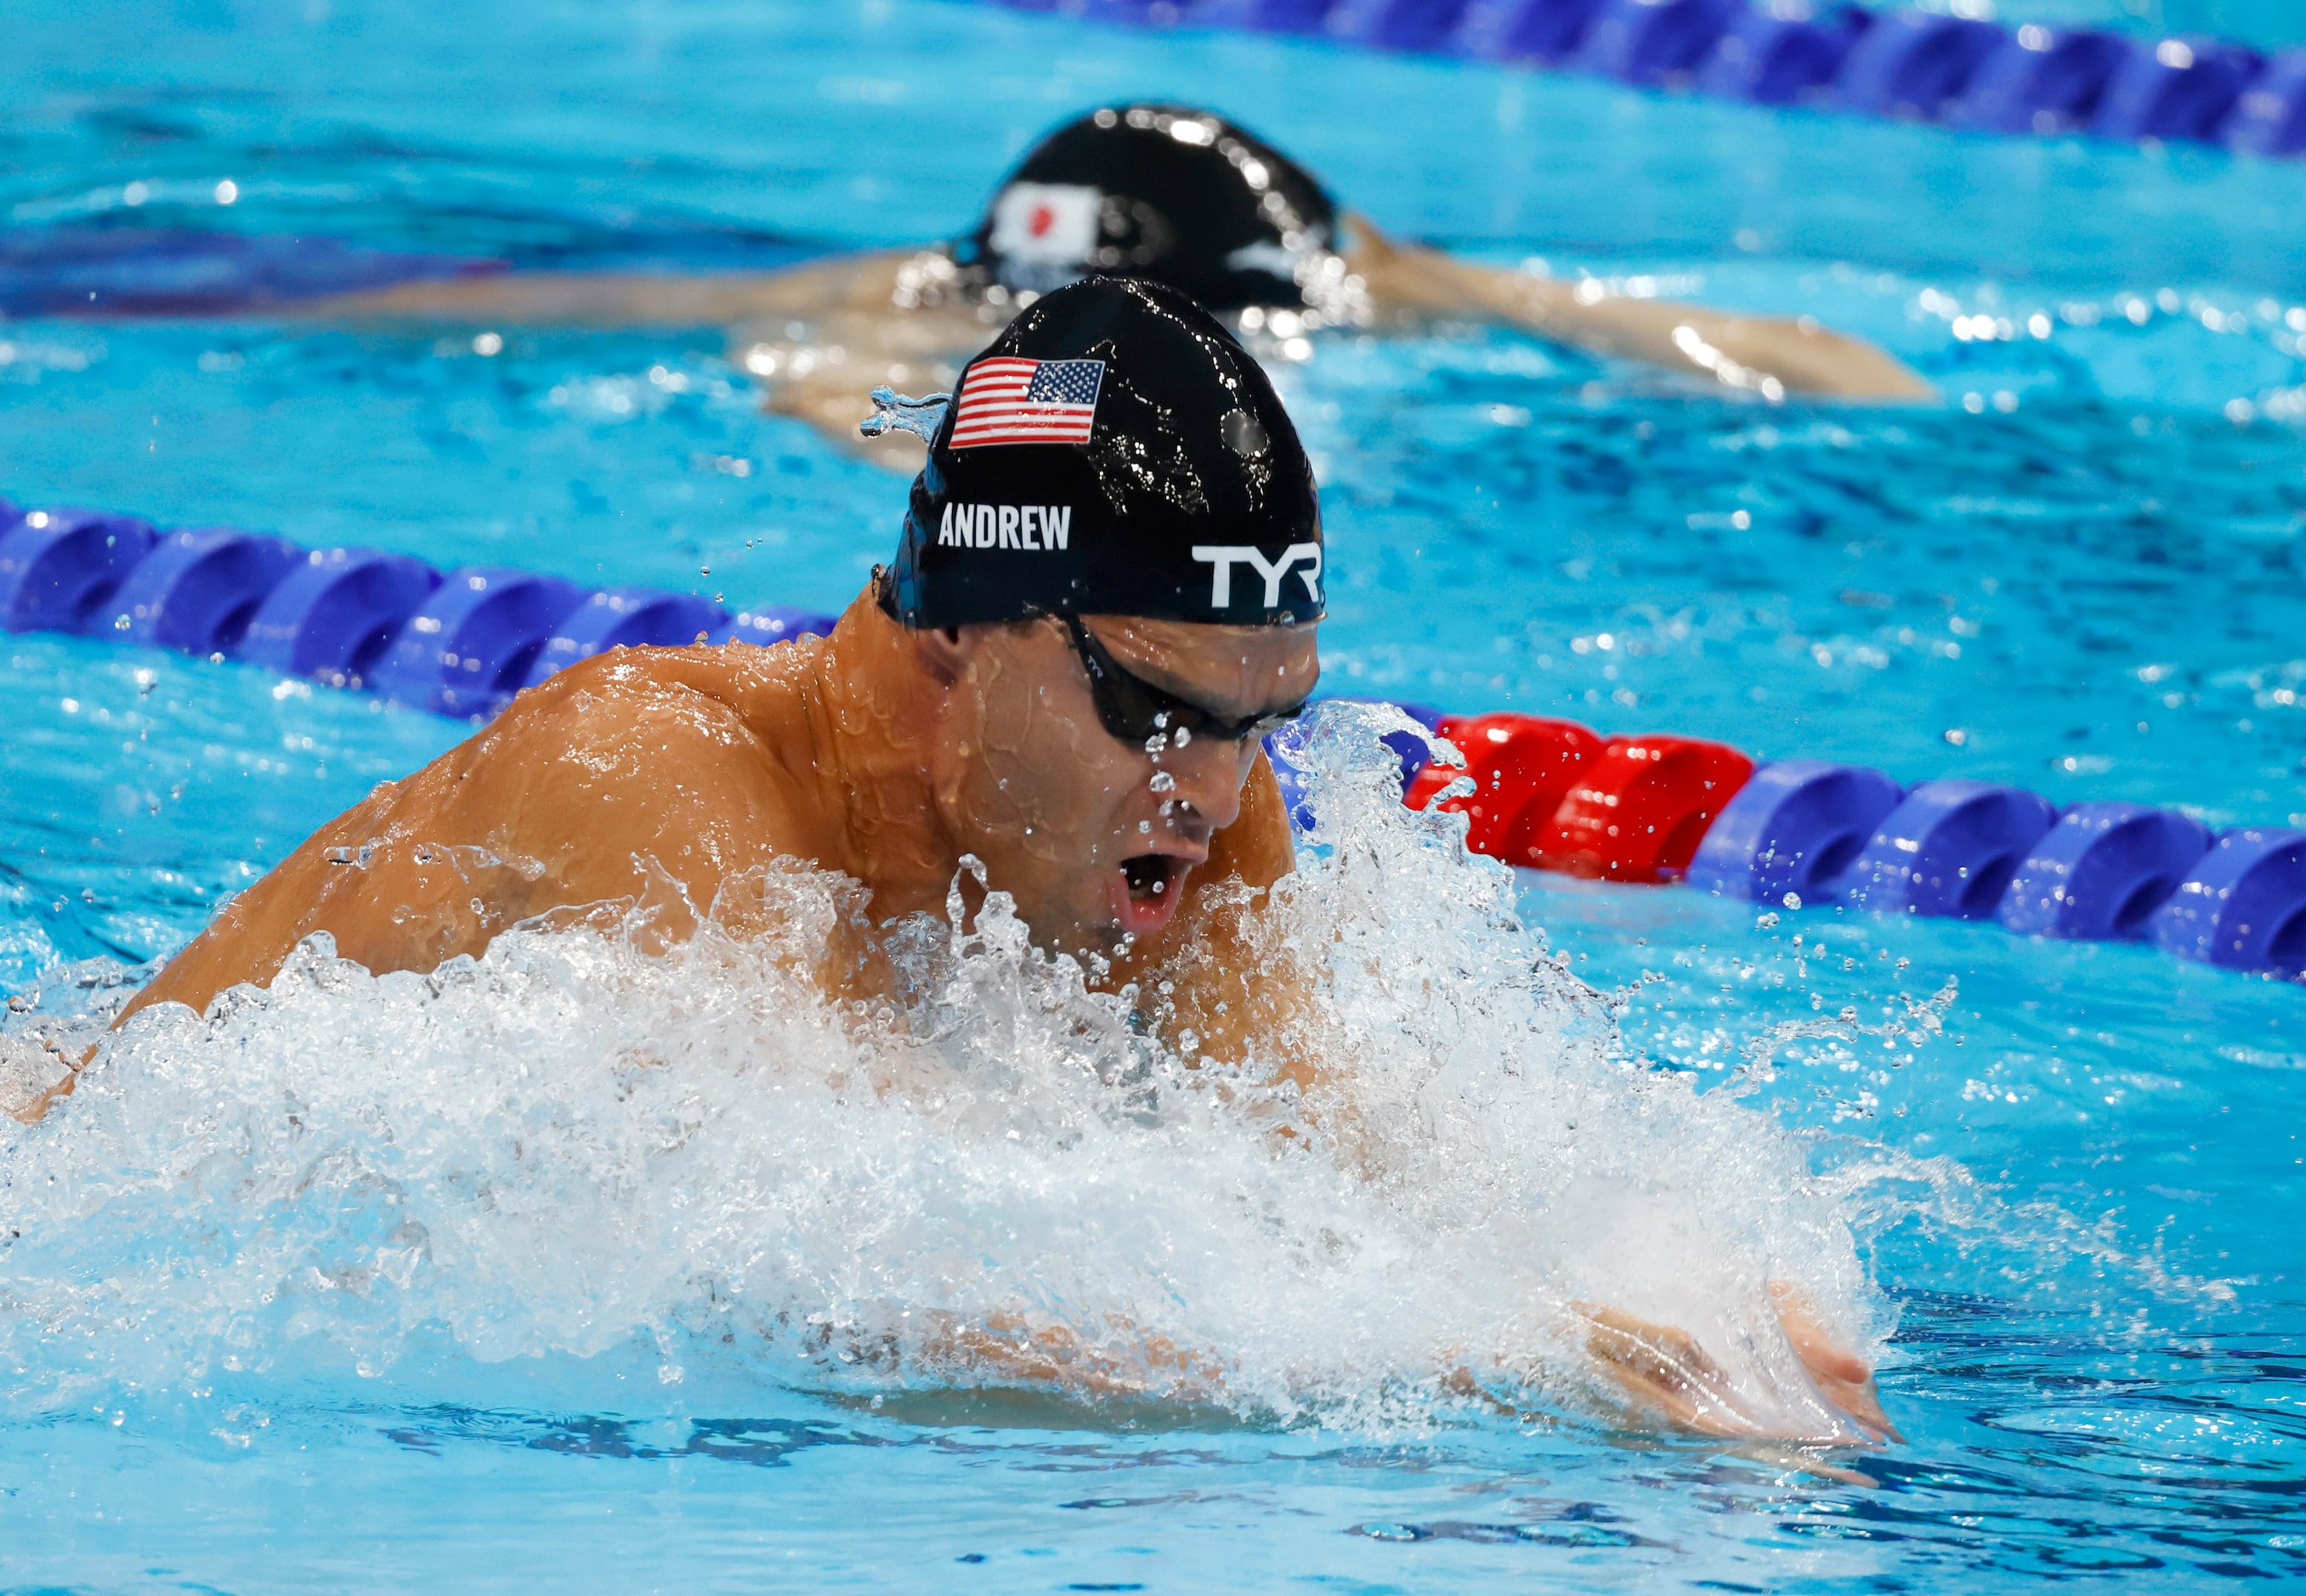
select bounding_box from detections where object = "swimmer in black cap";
[116,275,1334,1048]
[65,276,1892,1444]
[302,104,1928,457]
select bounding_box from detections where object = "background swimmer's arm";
[289,248,927,326]
[1342,213,1933,402]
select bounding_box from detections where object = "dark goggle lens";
[1065,617,1304,746]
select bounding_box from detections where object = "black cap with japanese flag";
[883,275,1323,631]
[960,105,1340,312]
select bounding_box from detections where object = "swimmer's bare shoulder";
[114,637,837,1033]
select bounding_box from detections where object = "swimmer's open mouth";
[1122,853,1182,903]
[1112,853,1189,937]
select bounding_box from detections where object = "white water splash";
[0,705,1881,1435]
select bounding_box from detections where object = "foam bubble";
[0,705,1881,1435]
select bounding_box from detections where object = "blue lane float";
[0,227,504,320]
[1833,11,2007,122]
[2227,51,2306,156]
[0,499,820,721]
[1324,0,1472,53]
[2093,36,2262,143]
[1686,760,1904,906]
[240,547,445,689]
[1694,8,1865,106]
[1998,802,2213,942]
[1574,0,1737,88]
[1455,0,1609,65]
[1839,779,2059,920]
[371,569,584,719]
[524,586,729,691]
[0,507,157,634]
[966,0,2298,158]
[99,528,301,655]
[2151,829,2306,976]
[1952,25,2128,137]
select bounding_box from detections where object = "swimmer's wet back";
[887,274,1323,629]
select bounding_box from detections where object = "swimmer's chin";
[1108,854,1191,939]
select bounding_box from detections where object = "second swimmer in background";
[303,104,1932,458]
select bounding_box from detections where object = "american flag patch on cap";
[949,357,1105,450]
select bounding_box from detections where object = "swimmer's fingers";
[1725,1442,1881,1490]
[1768,1280,1901,1445]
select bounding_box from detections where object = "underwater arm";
[1343,214,1932,402]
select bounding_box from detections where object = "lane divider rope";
[974,0,2306,158]
[1270,705,2306,981]
[5,495,2299,979]
[0,498,832,718]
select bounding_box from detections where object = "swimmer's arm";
[289,248,926,327]
[1343,213,1933,402]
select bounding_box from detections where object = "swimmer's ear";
[910,621,972,688]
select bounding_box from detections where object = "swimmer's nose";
[1157,743,1246,837]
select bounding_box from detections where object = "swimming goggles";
[1063,614,1306,747]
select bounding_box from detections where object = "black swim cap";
[887,275,1323,631]
[961,105,1340,313]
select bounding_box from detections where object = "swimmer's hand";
[1578,1284,1897,1446]
[1767,1279,1898,1443]
[1,1032,83,1125]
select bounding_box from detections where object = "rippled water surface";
[4,0,2304,1590]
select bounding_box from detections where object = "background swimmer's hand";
[924,1310,1217,1403]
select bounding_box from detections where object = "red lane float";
[1404,717,1754,884]
[1402,713,1602,862]
[1532,734,1756,883]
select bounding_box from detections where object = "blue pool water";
[5,0,2306,1589]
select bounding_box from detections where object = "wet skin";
[47,580,1889,1445]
